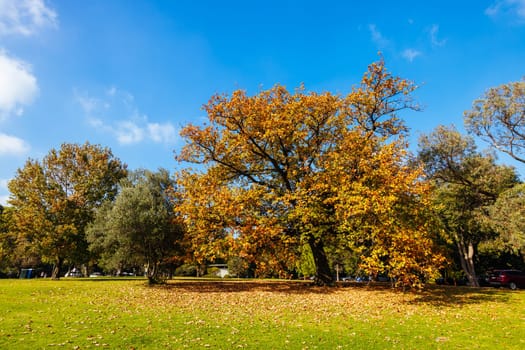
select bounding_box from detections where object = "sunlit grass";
[0,278,523,349]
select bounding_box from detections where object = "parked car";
[488,270,525,290]
[354,276,370,282]
[64,270,82,278]
[477,274,491,287]
[89,272,103,278]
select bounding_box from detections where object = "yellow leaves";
[329,137,443,287]
[176,169,294,271]
[345,58,418,137]
[173,59,443,287]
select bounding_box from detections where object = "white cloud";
[486,0,525,22]
[401,48,422,62]
[368,24,390,49]
[75,94,100,115]
[0,0,57,36]
[369,23,423,62]
[116,120,145,145]
[0,51,38,121]
[76,87,178,146]
[429,24,447,47]
[0,132,30,155]
[148,122,177,143]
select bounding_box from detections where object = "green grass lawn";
[0,278,523,349]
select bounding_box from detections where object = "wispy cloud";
[368,24,390,49]
[486,0,525,23]
[401,49,422,62]
[148,122,177,143]
[0,51,38,121]
[114,120,145,145]
[368,23,425,62]
[429,24,447,47]
[76,87,178,146]
[0,132,30,156]
[0,0,57,36]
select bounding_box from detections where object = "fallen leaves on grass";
[1,279,522,349]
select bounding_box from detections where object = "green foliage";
[486,183,525,257]
[0,205,15,272]
[227,256,252,278]
[465,80,525,164]
[174,263,197,277]
[418,125,519,285]
[87,169,185,284]
[296,243,316,278]
[204,267,220,278]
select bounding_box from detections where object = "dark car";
[488,270,525,290]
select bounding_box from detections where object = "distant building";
[208,264,229,278]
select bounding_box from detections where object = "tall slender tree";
[418,125,518,286]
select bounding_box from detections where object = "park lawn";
[0,279,523,349]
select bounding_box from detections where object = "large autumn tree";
[8,142,127,279]
[418,125,518,286]
[177,60,444,286]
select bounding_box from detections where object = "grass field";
[0,278,524,349]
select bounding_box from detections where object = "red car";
[488,270,525,290]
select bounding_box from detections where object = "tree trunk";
[457,237,479,287]
[308,235,334,286]
[147,262,163,285]
[51,257,63,280]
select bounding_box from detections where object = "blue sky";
[1,0,525,205]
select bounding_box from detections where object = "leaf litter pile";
[1,279,523,349]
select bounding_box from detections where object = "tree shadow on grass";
[59,277,146,282]
[157,279,518,305]
[337,281,516,306]
[156,279,336,295]
[406,285,515,307]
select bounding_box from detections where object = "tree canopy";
[7,142,127,278]
[87,169,185,284]
[487,183,525,257]
[177,60,443,287]
[418,125,519,286]
[3,61,523,288]
[465,80,525,164]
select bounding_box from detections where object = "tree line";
[1,60,524,287]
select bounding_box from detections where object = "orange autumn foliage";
[176,59,443,287]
